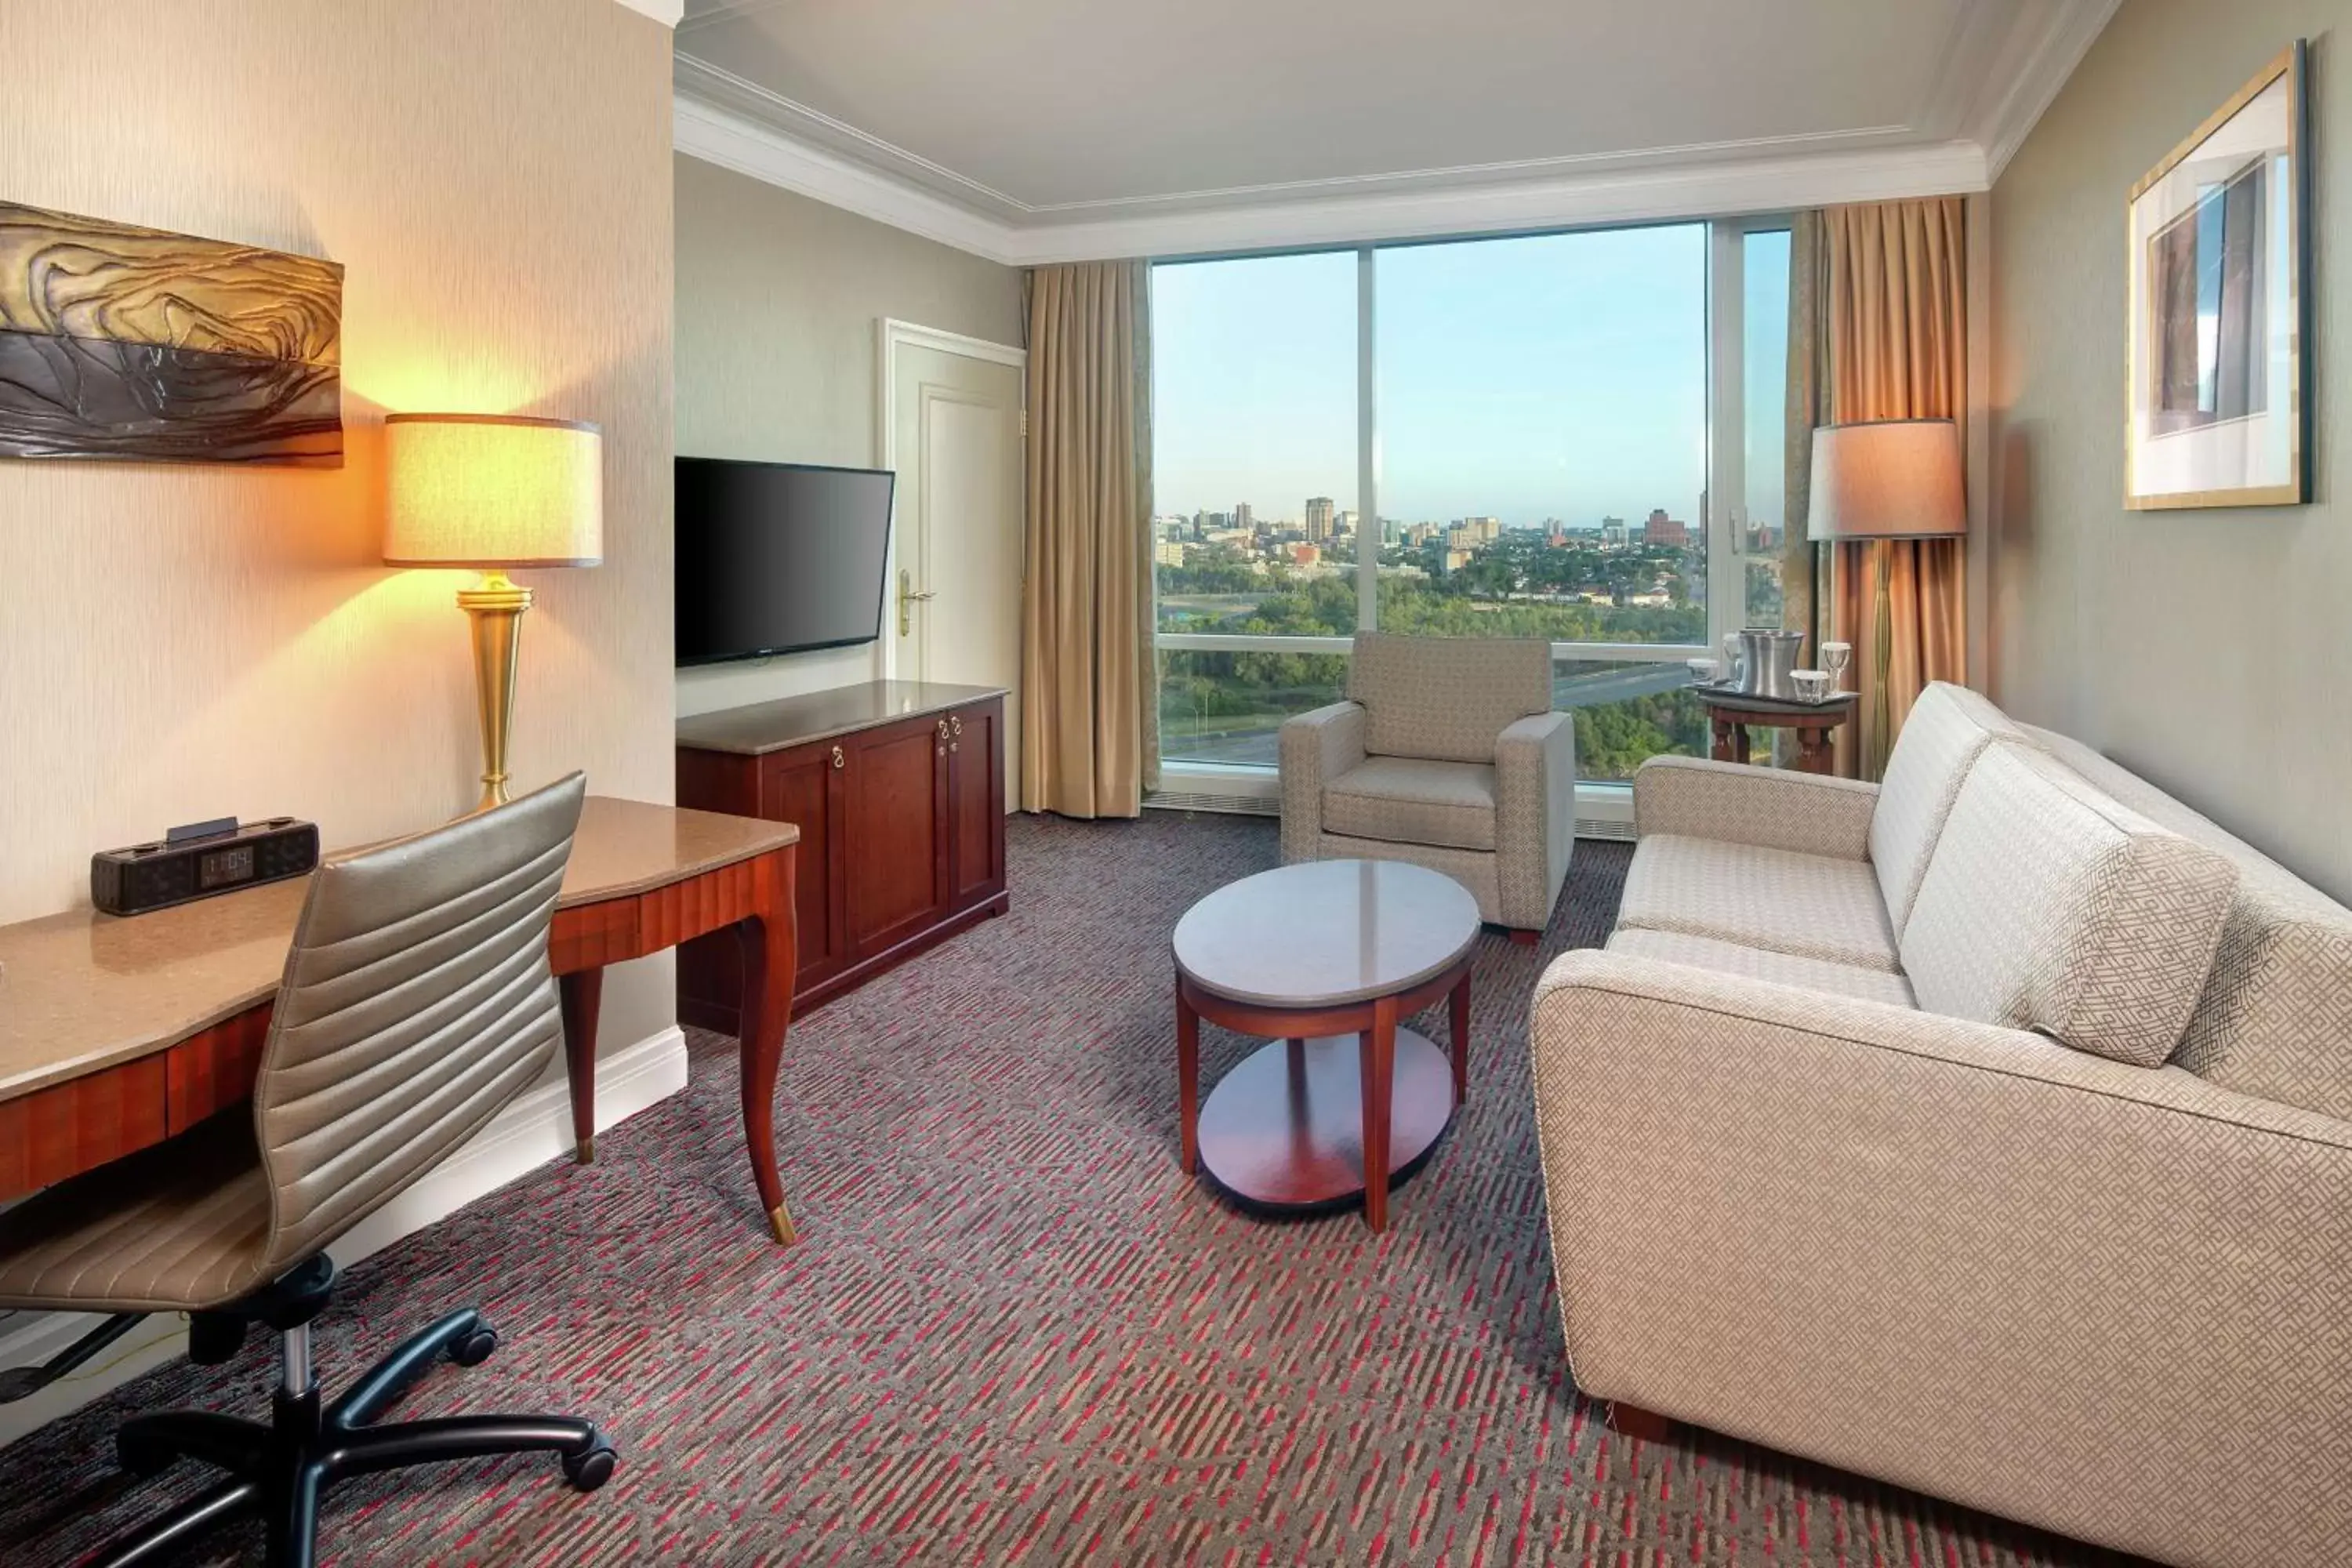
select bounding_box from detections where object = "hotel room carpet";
[0,812,2140,1567]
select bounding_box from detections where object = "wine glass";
[1820,641,1853,695]
[1720,632,1741,689]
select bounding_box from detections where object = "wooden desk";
[0,797,803,1243]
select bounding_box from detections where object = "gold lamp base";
[456,569,532,811]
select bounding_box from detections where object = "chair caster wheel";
[561,1442,618,1493]
[117,1434,173,1478]
[448,1324,499,1367]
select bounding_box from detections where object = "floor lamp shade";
[1806,419,1965,543]
[382,413,604,809]
[1806,419,1965,779]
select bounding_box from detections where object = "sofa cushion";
[2025,724,2352,1121]
[1348,632,1552,765]
[1323,757,1497,852]
[1606,927,1918,1008]
[1901,745,2238,1067]
[1617,833,1900,972]
[1869,681,2028,937]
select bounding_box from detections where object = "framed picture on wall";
[2125,42,2311,510]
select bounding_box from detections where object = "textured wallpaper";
[0,0,678,1047]
[1990,1,2349,901]
[671,157,1024,718]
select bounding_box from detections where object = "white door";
[883,321,1025,804]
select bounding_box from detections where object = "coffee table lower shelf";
[1194,1031,1457,1215]
[1175,954,1472,1232]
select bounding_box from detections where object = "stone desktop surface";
[0,795,795,1104]
[675,681,1009,756]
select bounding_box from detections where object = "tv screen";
[675,458,895,666]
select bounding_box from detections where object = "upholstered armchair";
[1279,632,1573,941]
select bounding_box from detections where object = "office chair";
[0,774,612,1567]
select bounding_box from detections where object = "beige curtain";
[1816,198,1969,779]
[1020,260,1155,818]
[1775,212,1829,768]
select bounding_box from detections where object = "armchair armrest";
[1631,754,1878,859]
[1278,700,1366,863]
[1528,949,2352,1568]
[1494,710,1576,928]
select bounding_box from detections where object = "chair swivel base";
[88,1306,615,1568]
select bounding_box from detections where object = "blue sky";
[1152,226,1789,532]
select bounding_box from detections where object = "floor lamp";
[1806,419,1965,775]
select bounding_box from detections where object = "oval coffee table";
[1172,859,1480,1232]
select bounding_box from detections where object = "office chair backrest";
[252,773,586,1274]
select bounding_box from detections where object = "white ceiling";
[669,0,2119,264]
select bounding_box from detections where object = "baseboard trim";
[0,1025,690,1448]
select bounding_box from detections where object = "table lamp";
[1806,418,1965,767]
[383,413,603,810]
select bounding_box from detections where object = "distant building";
[1305,496,1336,542]
[1290,543,1321,567]
[1458,516,1501,544]
[1600,516,1627,549]
[1153,539,1189,568]
[1443,547,1473,574]
[1232,503,1254,532]
[1643,509,1689,548]
[1335,509,1359,536]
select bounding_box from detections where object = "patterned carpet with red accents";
[0,813,2138,1566]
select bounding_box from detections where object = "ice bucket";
[1731,628,1806,700]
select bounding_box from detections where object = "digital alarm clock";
[91,816,321,916]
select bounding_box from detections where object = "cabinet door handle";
[830,746,845,770]
[949,715,964,737]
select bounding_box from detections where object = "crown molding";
[1974,0,2122,179]
[674,93,1021,262]
[672,0,2113,265]
[614,0,684,25]
[677,90,1985,267]
[675,53,1029,220]
[1012,142,1988,264]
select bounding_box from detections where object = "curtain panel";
[1813,198,1969,779]
[1020,260,1156,818]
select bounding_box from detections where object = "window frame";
[1152,215,1794,786]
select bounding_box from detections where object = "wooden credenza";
[676,681,1008,1025]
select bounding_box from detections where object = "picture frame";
[2125,42,2311,510]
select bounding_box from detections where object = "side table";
[1695,688,1859,775]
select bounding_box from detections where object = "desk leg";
[737,854,800,1247]
[1711,715,1743,765]
[557,970,602,1163]
[1797,725,1835,775]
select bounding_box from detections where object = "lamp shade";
[383,413,603,568]
[1807,419,1965,541]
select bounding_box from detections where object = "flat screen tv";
[675,457,895,666]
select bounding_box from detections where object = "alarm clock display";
[92,818,321,916]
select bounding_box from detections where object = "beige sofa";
[1529,682,2352,1568]
[1280,632,1573,938]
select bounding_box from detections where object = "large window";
[1152,220,1789,780]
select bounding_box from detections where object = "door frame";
[875,318,1028,684]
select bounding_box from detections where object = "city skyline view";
[1152,226,1784,531]
[1149,223,1794,786]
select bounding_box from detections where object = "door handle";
[897,568,937,637]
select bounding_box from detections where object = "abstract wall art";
[2125,42,2311,510]
[0,201,343,466]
